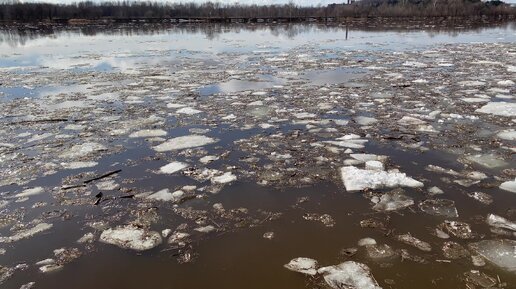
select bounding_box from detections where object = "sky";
[22,0,516,5]
[27,0,344,5]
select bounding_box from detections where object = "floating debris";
[395,233,432,252]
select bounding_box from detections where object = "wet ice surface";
[0,23,516,289]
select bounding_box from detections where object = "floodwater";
[0,23,515,289]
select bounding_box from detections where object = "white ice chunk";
[476,102,516,117]
[0,223,53,243]
[14,187,44,198]
[176,107,202,115]
[358,238,377,246]
[159,162,188,174]
[129,129,167,138]
[466,154,508,169]
[212,172,237,184]
[194,225,216,233]
[317,261,382,289]
[146,189,184,202]
[487,214,516,232]
[59,142,107,158]
[153,135,218,152]
[167,103,186,108]
[293,112,317,119]
[99,225,162,251]
[497,80,515,86]
[469,239,516,272]
[284,257,318,275]
[200,155,219,164]
[354,116,377,126]
[61,161,98,169]
[500,178,516,193]
[497,130,516,141]
[340,166,423,192]
[365,161,384,171]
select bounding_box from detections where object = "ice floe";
[153,135,218,152]
[340,166,423,192]
[99,225,162,251]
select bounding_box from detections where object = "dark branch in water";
[83,169,122,184]
[0,0,514,23]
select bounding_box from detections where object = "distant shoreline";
[0,16,514,30]
[1,15,515,25]
[1,1,515,24]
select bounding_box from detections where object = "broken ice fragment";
[153,135,218,152]
[14,187,44,198]
[317,261,382,289]
[61,161,98,169]
[159,162,188,174]
[194,225,216,233]
[211,172,237,184]
[476,102,516,117]
[441,221,473,239]
[365,161,384,171]
[469,239,516,272]
[293,112,316,119]
[500,178,516,193]
[99,225,162,251]
[354,116,377,126]
[129,129,167,138]
[324,135,368,149]
[497,129,516,141]
[358,238,377,247]
[486,214,516,232]
[340,166,423,192]
[176,107,202,115]
[365,244,396,260]
[466,154,508,169]
[146,189,184,202]
[371,189,414,211]
[467,191,493,205]
[284,257,318,275]
[39,264,63,273]
[199,155,219,164]
[464,270,497,288]
[96,180,119,191]
[442,241,469,259]
[77,233,95,244]
[0,223,53,243]
[395,233,432,252]
[428,186,444,195]
[59,142,107,158]
[419,199,458,218]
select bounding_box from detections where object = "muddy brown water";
[0,23,515,289]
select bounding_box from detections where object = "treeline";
[0,0,514,22]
